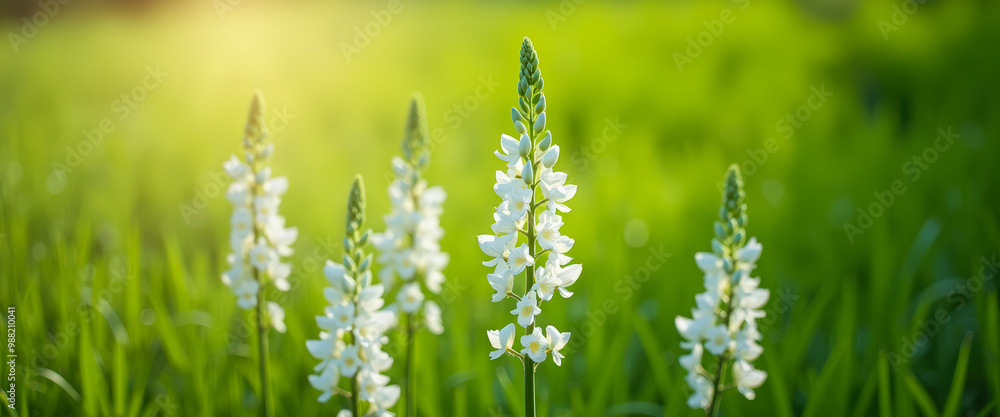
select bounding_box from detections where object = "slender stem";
[706,353,725,417]
[351,374,360,417]
[254,271,273,417]
[523,95,538,417]
[706,249,736,417]
[406,313,417,417]
[349,326,360,417]
[248,144,273,417]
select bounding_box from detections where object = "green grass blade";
[878,350,892,417]
[942,332,974,417]
[901,369,939,417]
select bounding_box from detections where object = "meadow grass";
[1,1,999,416]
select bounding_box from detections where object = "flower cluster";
[481,38,578,367]
[372,94,448,334]
[221,91,297,333]
[675,165,769,411]
[307,176,400,417]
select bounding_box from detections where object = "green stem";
[254,269,273,417]
[248,150,273,417]
[706,354,725,417]
[406,313,417,417]
[523,95,538,417]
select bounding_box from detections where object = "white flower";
[679,342,703,374]
[339,344,361,377]
[704,324,730,355]
[226,181,251,206]
[536,210,574,253]
[494,134,522,168]
[676,165,768,409]
[538,168,577,213]
[224,155,250,180]
[319,302,355,331]
[545,325,571,366]
[507,244,534,275]
[236,280,259,309]
[306,334,347,370]
[355,310,397,342]
[685,373,714,410]
[267,301,286,333]
[488,323,517,360]
[520,327,548,363]
[511,291,541,328]
[487,260,514,302]
[478,234,515,267]
[358,369,391,402]
[307,362,341,403]
[231,208,253,239]
[550,261,582,298]
[249,239,277,271]
[397,282,424,313]
[424,300,444,335]
[531,266,560,301]
[732,360,767,400]
[503,186,533,221]
[324,261,356,293]
[369,384,401,414]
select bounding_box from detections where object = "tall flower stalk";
[222,91,298,417]
[675,165,769,416]
[480,37,580,417]
[307,175,400,417]
[372,93,448,417]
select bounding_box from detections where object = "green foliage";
[0,1,999,416]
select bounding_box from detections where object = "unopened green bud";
[402,93,430,165]
[533,112,546,133]
[519,97,530,114]
[519,134,531,159]
[514,120,527,135]
[538,131,552,151]
[521,163,533,185]
[359,253,373,272]
[511,107,525,125]
[534,93,546,113]
[711,238,725,256]
[714,221,727,240]
[343,254,357,273]
[541,145,559,168]
[245,90,268,145]
[346,175,367,233]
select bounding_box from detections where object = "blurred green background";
[2,0,999,416]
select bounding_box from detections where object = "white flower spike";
[221,92,297,417]
[675,165,768,413]
[371,94,450,417]
[482,37,579,417]
[306,176,399,416]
